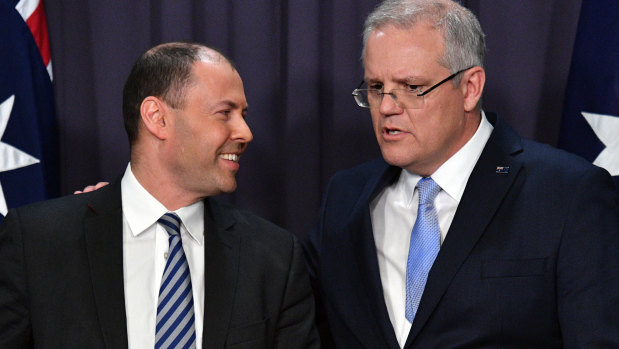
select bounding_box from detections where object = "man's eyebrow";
[212,100,248,113]
[213,100,236,108]
[364,75,427,84]
[392,75,429,85]
[212,100,241,109]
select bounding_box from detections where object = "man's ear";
[461,66,485,112]
[140,96,169,140]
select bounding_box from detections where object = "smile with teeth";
[387,129,403,135]
[220,153,240,162]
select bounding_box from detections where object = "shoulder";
[327,158,395,196]
[489,126,618,218]
[8,184,113,221]
[330,158,390,183]
[518,138,612,187]
[2,182,120,232]
[310,158,400,227]
[208,199,298,254]
[520,138,590,169]
[489,115,612,189]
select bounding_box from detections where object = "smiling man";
[0,42,318,348]
[304,0,619,348]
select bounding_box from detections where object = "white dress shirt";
[370,112,493,348]
[121,164,205,349]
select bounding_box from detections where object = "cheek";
[411,113,445,147]
[370,111,380,127]
[404,110,428,138]
[203,127,232,152]
[370,113,383,139]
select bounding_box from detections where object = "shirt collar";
[121,164,204,245]
[398,111,493,205]
[432,111,493,202]
[396,168,422,207]
[175,201,204,245]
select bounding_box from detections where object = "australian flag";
[0,0,58,224]
[558,0,619,192]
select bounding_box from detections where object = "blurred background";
[3,0,617,236]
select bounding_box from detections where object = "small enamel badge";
[496,166,510,174]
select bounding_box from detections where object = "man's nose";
[379,91,403,115]
[232,116,253,143]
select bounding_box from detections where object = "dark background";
[45,0,582,237]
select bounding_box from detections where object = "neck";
[406,110,482,177]
[130,159,203,211]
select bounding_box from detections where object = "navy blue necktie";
[155,212,196,349]
[405,177,441,323]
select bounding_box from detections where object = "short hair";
[122,42,231,145]
[362,0,486,84]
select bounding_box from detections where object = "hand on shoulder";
[74,182,109,194]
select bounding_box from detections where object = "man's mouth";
[219,153,240,162]
[384,126,405,135]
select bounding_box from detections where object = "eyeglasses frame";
[352,66,474,109]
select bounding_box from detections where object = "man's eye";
[369,84,383,90]
[407,85,420,92]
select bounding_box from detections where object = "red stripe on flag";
[25,0,51,66]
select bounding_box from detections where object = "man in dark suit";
[0,42,318,348]
[304,0,619,347]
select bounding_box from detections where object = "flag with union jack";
[0,0,58,223]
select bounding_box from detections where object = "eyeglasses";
[352,67,472,109]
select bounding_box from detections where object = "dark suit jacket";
[0,181,319,348]
[304,113,619,348]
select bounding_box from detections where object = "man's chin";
[218,180,238,194]
[381,150,412,168]
[199,179,237,197]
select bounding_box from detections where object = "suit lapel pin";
[495,166,510,174]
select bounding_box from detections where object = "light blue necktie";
[405,177,441,323]
[156,213,196,349]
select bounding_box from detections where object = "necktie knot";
[417,177,441,206]
[158,212,181,237]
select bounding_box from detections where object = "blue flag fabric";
[558,0,619,191]
[0,0,58,224]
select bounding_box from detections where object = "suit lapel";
[202,198,240,349]
[83,181,129,349]
[405,114,524,346]
[346,163,402,349]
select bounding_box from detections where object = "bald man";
[0,42,318,349]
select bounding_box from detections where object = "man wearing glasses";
[304,0,619,347]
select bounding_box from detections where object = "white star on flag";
[582,111,619,176]
[0,95,41,215]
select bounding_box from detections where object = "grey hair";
[362,0,485,84]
